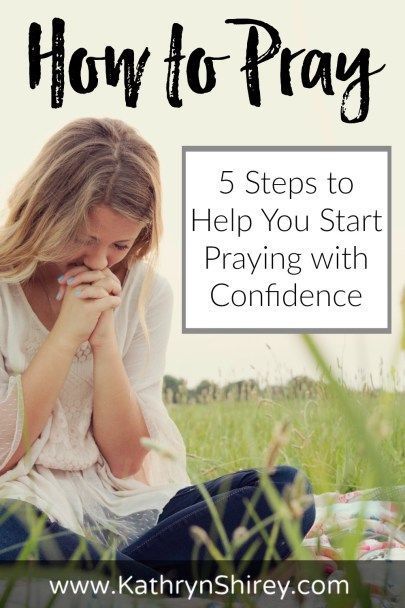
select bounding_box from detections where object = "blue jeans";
[0,466,315,583]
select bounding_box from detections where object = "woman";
[0,117,315,583]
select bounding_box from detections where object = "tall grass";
[170,389,404,494]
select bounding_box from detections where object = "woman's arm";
[0,276,123,476]
[0,331,77,475]
[91,324,151,479]
[90,275,175,481]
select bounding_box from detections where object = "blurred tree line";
[162,374,335,404]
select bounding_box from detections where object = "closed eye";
[74,239,130,251]
[114,244,130,251]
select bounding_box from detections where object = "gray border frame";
[182,146,391,334]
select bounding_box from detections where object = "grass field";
[169,330,405,497]
[170,389,405,495]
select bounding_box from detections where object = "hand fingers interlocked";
[57,266,122,300]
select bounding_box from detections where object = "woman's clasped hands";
[53,266,122,350]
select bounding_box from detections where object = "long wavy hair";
[0,117,163,342]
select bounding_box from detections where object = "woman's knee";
[229,465,314,504]
[269,465,313,495]
[267,466,316,534]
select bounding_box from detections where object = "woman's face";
[57,204,146,274]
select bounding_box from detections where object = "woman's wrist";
[90,309,119,351]
[48,326,80,356]
[89,308,119,352]
[91,335,119,356]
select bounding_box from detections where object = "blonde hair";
[0,117,163,342]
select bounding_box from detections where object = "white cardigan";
[0,262,190,550]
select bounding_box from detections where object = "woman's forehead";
[83,205,145,239]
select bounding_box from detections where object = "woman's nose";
[83,250,109,271]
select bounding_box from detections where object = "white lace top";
[0,262,191,550]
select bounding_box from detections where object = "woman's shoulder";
[126,261,173,302]
[118,263,173,339]
[119,263,173,328]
